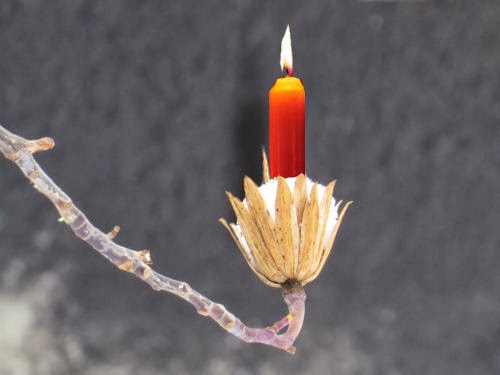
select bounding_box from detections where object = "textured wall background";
[1,1,499,374]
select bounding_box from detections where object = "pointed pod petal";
[262,149,270,184]
[293,174,307,224]
[275,176,299,277]
[219,218,279,286]
[243,176,286,276]
[308,180,335,279]
[302,200,352,285]
[226,191,285,284]
[228,222,280,287]
[297,183,320,281]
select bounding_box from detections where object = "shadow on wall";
[232,44,267,198]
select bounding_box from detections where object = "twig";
[0,124,305,354]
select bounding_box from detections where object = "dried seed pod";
[220,172,350,287]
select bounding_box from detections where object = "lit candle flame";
[280,24,293,77]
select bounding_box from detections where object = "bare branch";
[0,124,305,353]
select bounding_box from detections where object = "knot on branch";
[138,249,152,264]
[107,226,120,240]
[26,137,55,153]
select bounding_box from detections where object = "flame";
[280,25,293,76]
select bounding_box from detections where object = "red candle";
[269,25,305,178]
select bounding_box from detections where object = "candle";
[269,25,305,178]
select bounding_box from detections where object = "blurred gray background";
[1,1,499,374]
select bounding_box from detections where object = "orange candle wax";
[269,25,305,178]
[269,76,305,178]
